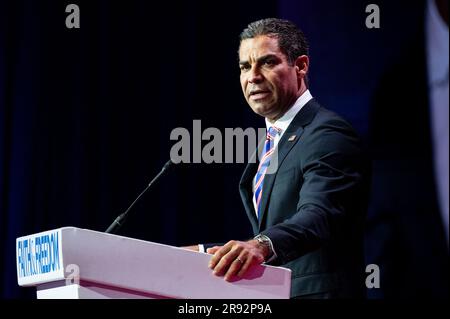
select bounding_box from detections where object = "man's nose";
[248,67,263,84]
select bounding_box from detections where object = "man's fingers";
[206,246,221,254]
[208,241,242,275]
[224,255,248,281]
[237,255,257,278]
[207,240,264,281]
[211,248,239,276]
[208,243,232,269]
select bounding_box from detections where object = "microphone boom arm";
[105,159,175,234]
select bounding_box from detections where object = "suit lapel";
[257,99,321,229]
[239,161,258,231]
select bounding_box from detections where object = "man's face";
[239,35,302,122]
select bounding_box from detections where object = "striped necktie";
[254,126,281,219]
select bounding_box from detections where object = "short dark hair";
[239,18,309,65]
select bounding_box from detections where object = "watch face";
[257,236,269,246]
[256,235,274,261]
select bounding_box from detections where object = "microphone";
[105,159,176,234]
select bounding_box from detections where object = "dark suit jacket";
[239,99,370,298]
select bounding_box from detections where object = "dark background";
[0,0,448,299]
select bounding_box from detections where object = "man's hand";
[207,239,270,281]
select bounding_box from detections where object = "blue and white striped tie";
[254,126,281,219]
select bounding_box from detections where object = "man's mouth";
[249,90,271,101]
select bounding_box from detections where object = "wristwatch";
[254,234,274,260]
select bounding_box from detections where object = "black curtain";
[0,0,277,298]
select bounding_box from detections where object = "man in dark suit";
[186,18,370,298]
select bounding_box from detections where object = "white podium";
[16,227,291,299]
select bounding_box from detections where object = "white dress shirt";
[252,89,313,214]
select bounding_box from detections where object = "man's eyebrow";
[257,54,278,63]
[239,54,278,65]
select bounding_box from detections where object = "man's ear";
[295,55,309,77]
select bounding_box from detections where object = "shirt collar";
[265,89,313,133]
